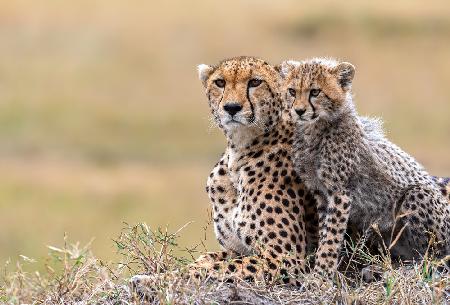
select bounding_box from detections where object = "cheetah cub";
[280,58,450,275]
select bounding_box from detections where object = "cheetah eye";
[310,89,321,97]
[214,79,226,88]
[248,79,262,88]
[288,88,296,98]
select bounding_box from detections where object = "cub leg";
[314,191,351,275]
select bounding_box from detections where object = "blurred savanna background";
[0,0,449,270]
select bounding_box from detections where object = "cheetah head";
[278,58,355,123]
[198,56,282,142]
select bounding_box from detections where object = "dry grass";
[1,224,448,304]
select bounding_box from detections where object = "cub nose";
[223,103,243,116]
[295,108,306,117]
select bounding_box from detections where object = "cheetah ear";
[276,60,300,79]
[197,64,214,87]
[334,62,355,90]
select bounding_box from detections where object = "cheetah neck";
[226,126,261,150]
[227,118,293,170]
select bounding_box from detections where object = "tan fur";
[190,56,316,285]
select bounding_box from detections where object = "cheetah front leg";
[205,154,244,259]
[314,191,351,275]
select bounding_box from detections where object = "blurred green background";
[0,0,449,267]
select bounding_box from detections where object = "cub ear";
[197,64,214,87]
[276,60,300,78]
[334,62,355,89]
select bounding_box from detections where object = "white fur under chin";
[226,125,258,148]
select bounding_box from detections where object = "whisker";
[205,115,219,134]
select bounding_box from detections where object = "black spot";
[246,265,257,273]
[253,150,263,158]
[285,243,292,251]
[284,176,292,185]
[245,236,252,245]
[244,275,255,282]
[287,189,296,199]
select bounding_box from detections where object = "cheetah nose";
[295,108,306,117]
[223,103,242,116]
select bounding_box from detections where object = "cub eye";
[310,89,321,97]
[214,79,226,88]
[288,88,296,97]
[248,79,263,88]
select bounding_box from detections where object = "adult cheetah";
[190,56,318,285]
[280,58,450,275]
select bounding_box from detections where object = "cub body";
[281,58,450,274]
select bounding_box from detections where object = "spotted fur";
[192,56,319,285]
[281,58,450,275]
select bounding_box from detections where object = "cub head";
[198,56,282,140]
[279,58,355,123]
